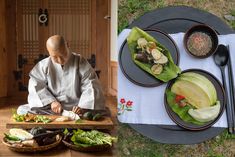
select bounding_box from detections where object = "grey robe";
[27,52,105,111]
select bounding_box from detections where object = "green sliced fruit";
[188,101,220,122]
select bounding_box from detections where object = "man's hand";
[51,101,62,114]
[72,106,82,114]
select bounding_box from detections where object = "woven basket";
[62,139,111,152]
[2,135,62,153]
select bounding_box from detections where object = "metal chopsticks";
[226,45,235,134]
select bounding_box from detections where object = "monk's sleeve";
[78,57,105,110]
[27,61,56,108]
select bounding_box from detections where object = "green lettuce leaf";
[165,89,205,125]
[127,27,181,82]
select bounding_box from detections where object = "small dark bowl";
[184,24,218,59]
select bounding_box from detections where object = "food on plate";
[166,72,220,124]
[127,27,181,82]
[82,111,103,121]
[188,102,220,122]
[63,129,117,147]
[171,72,217,109]
[12,111,52,124]
[9,128,33,140]
[55,116,70,122]
[29,127,47,136]
[4,127,60,148]
[187,32,213,56]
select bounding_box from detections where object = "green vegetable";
[75,119,83,123]
[166,90,205,125]
[171,72,217,109]
[82,112,103,121]
[12,109,25,122]
[188,102,220,122]
[92,113,102,121]
[4,133,21,141]
[70,129,117,147]
[30,127,47,136]
[83,111,93,120]
[34,115,51,124]
[127,27,181,82]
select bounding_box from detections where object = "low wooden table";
[6,115,114,130]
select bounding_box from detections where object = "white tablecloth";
[117,29,235,127]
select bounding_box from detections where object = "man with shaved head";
[17,35,105,115]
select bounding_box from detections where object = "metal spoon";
[214,44,233,133]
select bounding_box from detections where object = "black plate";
[119,29,179,87]
[164,69,226,131]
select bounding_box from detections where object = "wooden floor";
[0,96,118,157]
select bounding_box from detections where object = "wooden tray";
[6,115,114,130]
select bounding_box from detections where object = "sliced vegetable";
[151,64,163,75]
[4,133,21,141]
[127,27,181,82]
[155,55,168,64]
[9,128,34,140]
[137,38,148,48]
[166,90,205,125]
[151,49,162,60]
[171,72,217,109]
[188,101,220,122]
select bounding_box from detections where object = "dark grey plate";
[119,29,179,87]
[164,69,226,131]
[126,6,234,144]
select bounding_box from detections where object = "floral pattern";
[118,98,133,115]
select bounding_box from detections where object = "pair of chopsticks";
[226,45,235,134]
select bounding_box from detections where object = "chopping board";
[6,115,114,130]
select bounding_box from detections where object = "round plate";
[164,69,226,131]
[2,135,62,153]
[119,29,179,87]
[62,140,111,152]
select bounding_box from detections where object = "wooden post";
[0,0,7,97]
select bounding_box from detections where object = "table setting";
[117,6,235,144]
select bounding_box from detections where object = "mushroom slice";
[146,47,151,54]
[147,41,157,49]
[155,55,168,64]
[151,49,162,60]
[151,64,163,75]
[137,38,148,47]
[135,53,149,63]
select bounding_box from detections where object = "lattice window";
[48,0,92,58]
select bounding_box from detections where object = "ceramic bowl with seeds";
[184,24,218,58]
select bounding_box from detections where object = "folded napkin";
[118,29,235,127]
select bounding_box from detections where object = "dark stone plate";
[119,29,179,87]
[164,69,226,131]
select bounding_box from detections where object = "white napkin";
[118,29,235,127]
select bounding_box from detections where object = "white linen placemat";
[117,29,235,128]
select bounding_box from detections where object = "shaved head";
[46,35,71,65]
[46,35,66,51]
